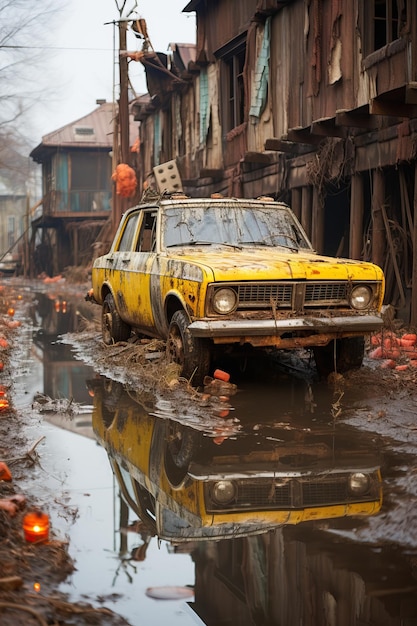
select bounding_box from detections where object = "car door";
[115,208,158,332]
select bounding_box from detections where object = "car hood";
[168,248,383,282]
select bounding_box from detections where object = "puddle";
[5,281,417,625]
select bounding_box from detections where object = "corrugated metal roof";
[36,101,117,150]
[30,101,140,163]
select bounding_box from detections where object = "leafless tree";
[0,0,64,187]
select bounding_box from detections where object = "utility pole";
[111,17,130,234]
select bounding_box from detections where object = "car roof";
[125,196,290,214]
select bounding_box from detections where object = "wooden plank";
[405,82,417,104]
[199,168,223,181]
[370,99,417,119]
[350,173,364,260]
[311,187,324,254]
[310,118,346,138]
[264,138,315,154]
[301,186,312,241]
[412,162,417,326]
[371,170,386,270]
[243,152,275,164]
[287,128,323,145]
[335,109,380,130]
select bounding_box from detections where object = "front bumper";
[189,314,383,339]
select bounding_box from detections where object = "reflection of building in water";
[33,339,93,407]
[31,291,79,336]
[29,291,96,436]
[190,527,417,625]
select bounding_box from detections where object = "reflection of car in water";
[91,377,382,542]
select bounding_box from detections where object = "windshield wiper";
[240,240,270,246]
[166,240,213,247]
[166,240,242,249]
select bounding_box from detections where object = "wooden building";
[132,0,417,324]
[30,100,116,276]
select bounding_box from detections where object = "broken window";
[217,37,246,132]
[363,0,407,54]
[136,211,157,252]
[118,213,140,252]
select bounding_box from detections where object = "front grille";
[211,281,352,311]
[206,474,375,512]
[237,283,293,307]
[304,282,347,305]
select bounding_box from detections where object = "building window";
[365,0,407,53]
[217,37,246,133]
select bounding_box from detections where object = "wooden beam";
[335,109,380,129]
[287,128,323,145]
[371,170,386,269]
[301,186,312,241]
[350,173,364,260]
[370,99,417,119]
[411,162,417,326]
[243,152,275,164]
[311,187,324,254]
[264,138,315,154]
[199,168,223,181]
[310,117,347,138]
[291,187,302,221]
[405,82,417,105]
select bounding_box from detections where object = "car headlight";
[350,285,372,310]
[349,472,370,495]
[211,480,237,505]
[212,288,238,314]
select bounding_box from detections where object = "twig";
[5,436,45,464]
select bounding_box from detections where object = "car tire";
[164,422,196,487]
[102,293,131,344]
[313,336,365,377]
[166,309,211,384]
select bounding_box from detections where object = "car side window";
[117,213,139,252]
[136,211,157,252]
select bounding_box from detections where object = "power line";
[1,45,113,51]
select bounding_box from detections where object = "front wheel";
[313,336,365,378]
[102,293,131,345]
[166,310,211,385]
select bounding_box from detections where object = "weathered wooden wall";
[135,0,417,322]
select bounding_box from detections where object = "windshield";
[162,203,312,251]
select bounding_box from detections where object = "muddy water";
[8,283,417,625]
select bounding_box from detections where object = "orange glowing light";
[23,511,50,543]
[33,582,41,592]
[7,307,15,317]
[54,300,60,312]
[61,301,67,313]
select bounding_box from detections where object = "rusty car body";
[91,195,385,383]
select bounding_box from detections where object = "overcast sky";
[31,0,195,143]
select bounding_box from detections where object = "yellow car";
[91,195,385,383]
[91,378,383,542]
